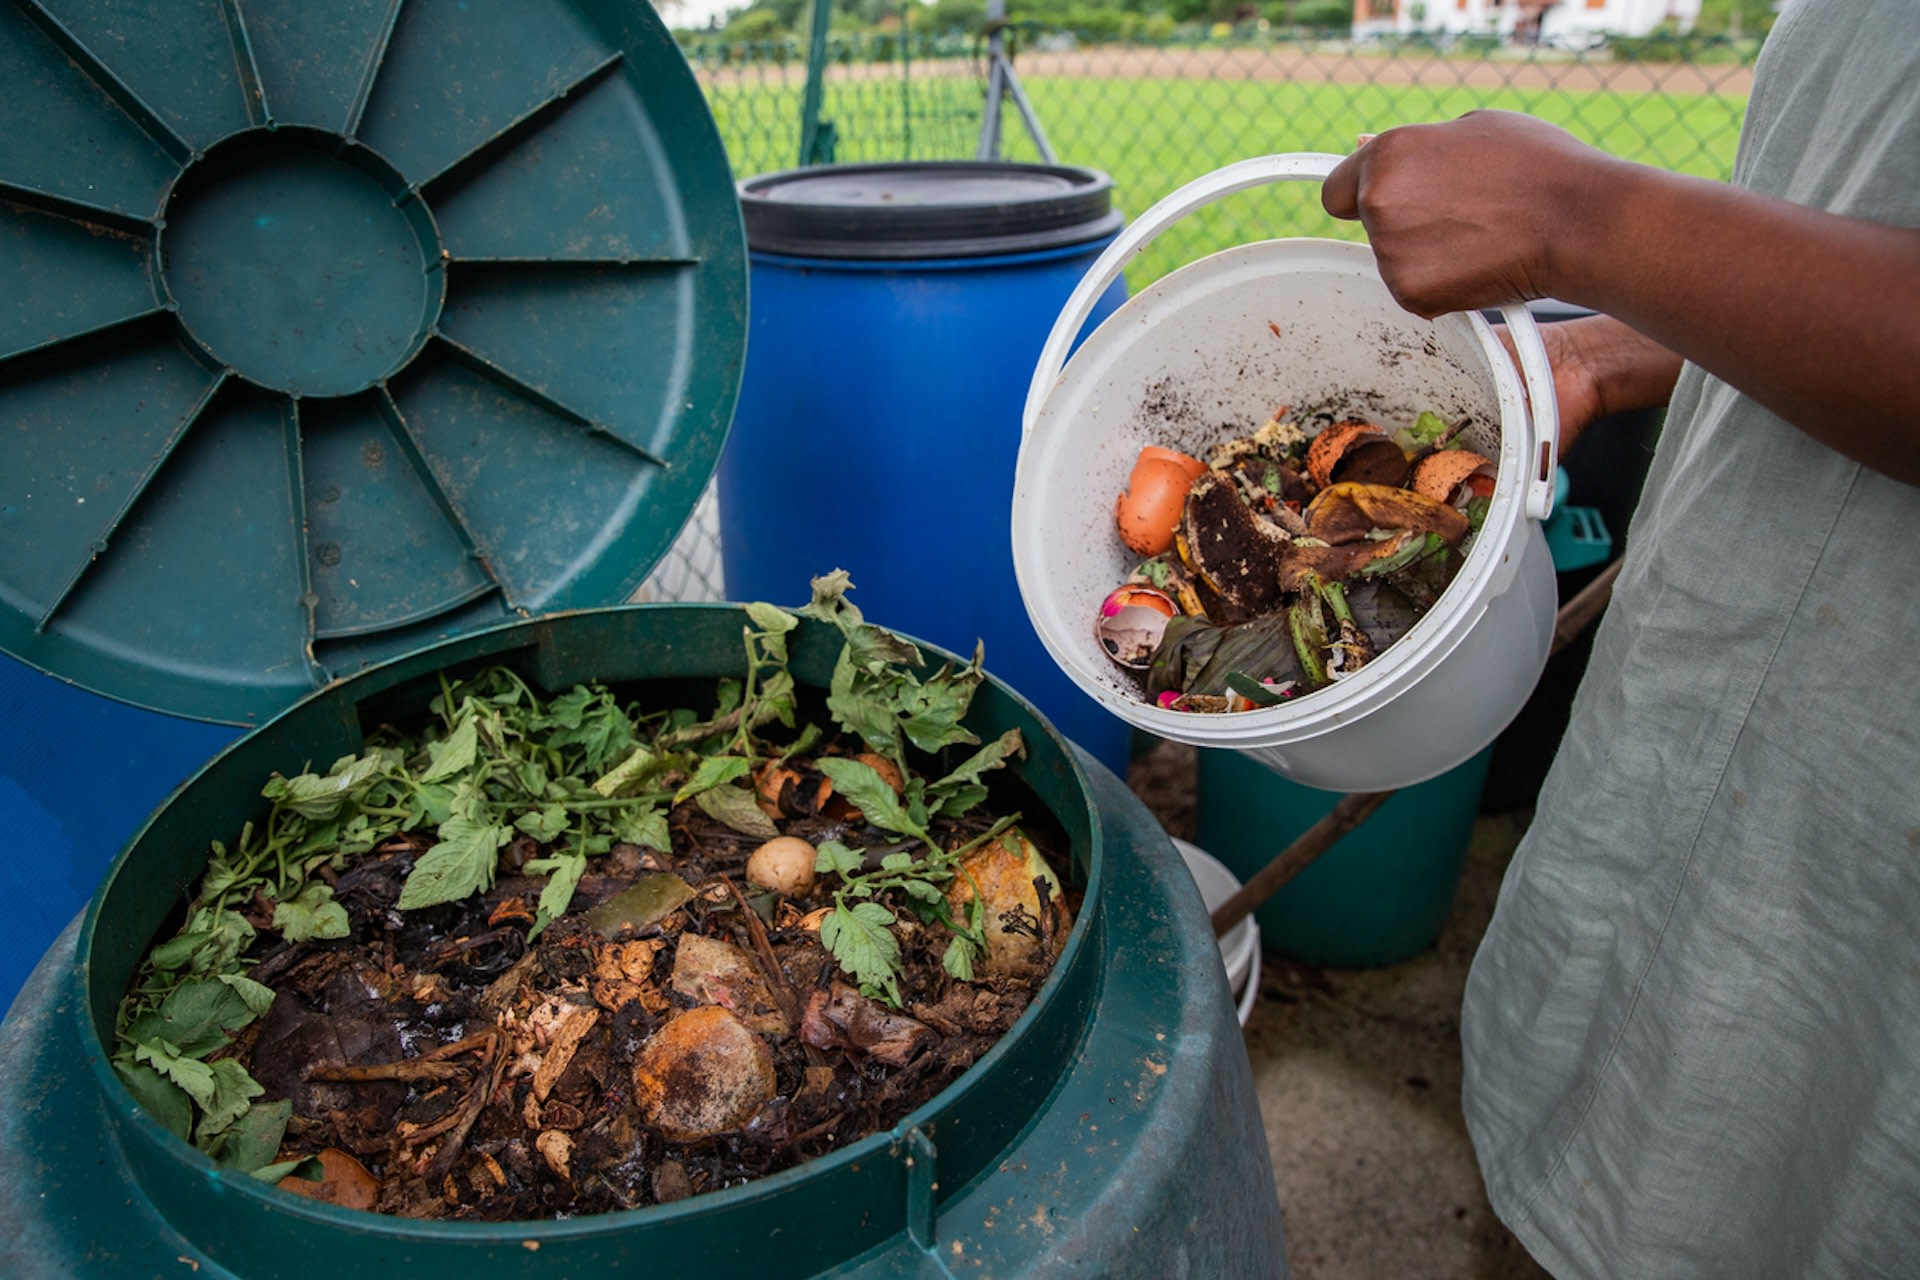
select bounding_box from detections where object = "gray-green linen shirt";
[1461,2,1920,1275]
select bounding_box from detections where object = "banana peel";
[1305,482,1469,548]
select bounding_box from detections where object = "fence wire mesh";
[691,31,1754,287]
[647,31,1755,604]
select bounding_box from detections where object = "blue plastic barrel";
[0,656,239,1010]
[719,163,1132,773]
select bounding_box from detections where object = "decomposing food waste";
[111,574,1073,1221]
[1098,408,1497,712]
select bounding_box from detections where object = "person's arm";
[1322,111,1920,486]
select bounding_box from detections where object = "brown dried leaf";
[276,1147,380,1212]
[800,982,936,1067]
[529,1000,601,1102]
[536,1129,574,1180]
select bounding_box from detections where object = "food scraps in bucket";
[1101,410,1493,712]
[111,573,1074,1220]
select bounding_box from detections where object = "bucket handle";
[1022,152,1559,521]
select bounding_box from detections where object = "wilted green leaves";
[117,573,1031,1158]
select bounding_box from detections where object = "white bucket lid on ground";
[1014,154,1562,794]
[1172,837,1261,1027]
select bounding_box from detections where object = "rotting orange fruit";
[632,1006,777,1143]
[1115,446,1207,557]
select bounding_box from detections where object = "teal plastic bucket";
[1194,744,1492,968]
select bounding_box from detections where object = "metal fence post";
[975,1,1057,163]
[799,0,837,164]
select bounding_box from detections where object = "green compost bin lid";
[0,0,746,726]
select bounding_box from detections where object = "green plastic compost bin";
[0,0,1286,1274]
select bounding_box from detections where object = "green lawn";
[702,53,1748,288]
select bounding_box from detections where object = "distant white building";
[1352,0,1701,45]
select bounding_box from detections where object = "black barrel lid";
[739,161,1123,261]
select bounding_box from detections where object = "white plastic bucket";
[1013,153,1561,793]
[1172,838,1261,1027]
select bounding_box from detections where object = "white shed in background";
[1352,0,1701,46]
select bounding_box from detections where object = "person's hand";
[1322,112,1622,319]
[1496,313,1682,455]
[1325,110,1920,486]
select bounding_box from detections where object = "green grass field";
[703,52,1748,288]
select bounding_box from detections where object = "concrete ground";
[1128,740,1554,1280]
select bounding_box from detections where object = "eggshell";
[1096,584,1179,669]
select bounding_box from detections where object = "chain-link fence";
[644,31,1756,604]
[692,30,1756,286]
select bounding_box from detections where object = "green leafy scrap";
[896,643,987,756]
[132,1040,217,1112]
[196,1058,268,1138]
[206,1098,293,1176]
[818,756,931,846]
[397,804,511,910]
[592,745,660,798]
[610,805,670,852]
[695,783,780,838]
[124,975,269,1057]
[538,685,638,775]
[1393,409,1455,452]
[418,716,479,783]
[272,883,351,943]
[260,753,391,820]
[114,1061,193,1142]
[814,840,864,879]
[674,754,753,804]
[924,729,1026,817]
[942,916,982,982]
[819,901,904,1006]
[825,645,910,759]
[525,850,588,935]
[744,599,798,650]
[514,804,571,843]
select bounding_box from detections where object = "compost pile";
[111,575,1072,1221]
[1098,408,1496,712]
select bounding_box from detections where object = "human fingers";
[1493,322,1601,455]
[1344,116,1572,316]
[1321,145,1367,220]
